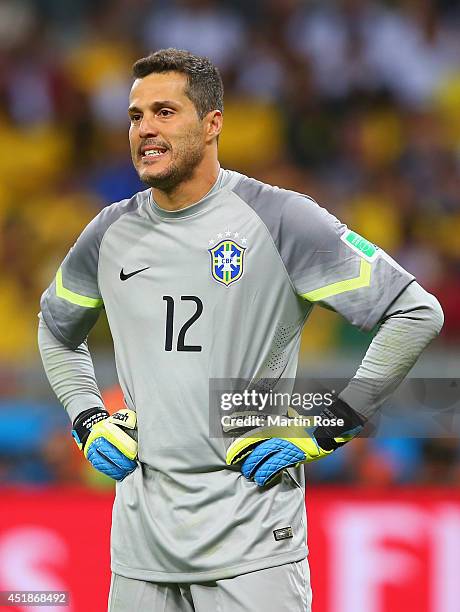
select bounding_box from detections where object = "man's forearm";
[339,281,444,419]
[38,313,105,423]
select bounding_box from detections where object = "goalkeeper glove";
[72,407,138,481]
[226,399,365,487]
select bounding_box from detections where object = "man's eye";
[158,109,173,117]
[130,115,141,122]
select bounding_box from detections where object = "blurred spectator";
[0,1,37,53]
[307,438,398,487]
[234,31,285,100]
[143,0,246,72]
[286,0,386,99]
[40,429,85,484]
[367,0,460,107]
[416,438,460,485]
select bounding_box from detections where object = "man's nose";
[139,114,159,138]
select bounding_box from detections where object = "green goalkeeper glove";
[72,408,138,481]
[226,399,365,486]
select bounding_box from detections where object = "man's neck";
[151,160,220,212]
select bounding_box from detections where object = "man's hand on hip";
[72,408,138,481]
[226,399,365,487]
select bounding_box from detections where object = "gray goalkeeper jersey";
[40,168,413,582]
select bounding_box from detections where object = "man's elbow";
[423,291,444,337]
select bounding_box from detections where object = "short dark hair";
[132,48,224,119]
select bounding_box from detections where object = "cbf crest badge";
[209,238,246,287]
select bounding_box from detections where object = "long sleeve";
[339,281,444,419]
[38,313,105,423]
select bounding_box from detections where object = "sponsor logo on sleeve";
[341,230,379,262]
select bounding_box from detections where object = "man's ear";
[205,110,223,143]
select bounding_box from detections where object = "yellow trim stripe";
[302,259,372,302]
[56,267,103,308]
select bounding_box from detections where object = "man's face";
[128,72,206,191]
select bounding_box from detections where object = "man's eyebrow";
[128,100,181,113]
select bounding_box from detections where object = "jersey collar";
[148,167,230,220]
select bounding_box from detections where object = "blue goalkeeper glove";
[72,408,138,481]
[226,399,365,486]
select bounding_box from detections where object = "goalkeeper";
[37,48,443,612]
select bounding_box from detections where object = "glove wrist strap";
[314,399,365,451]
[72,407,109,450]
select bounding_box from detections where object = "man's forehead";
[129,72,189,104]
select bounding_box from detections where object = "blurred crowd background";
[1,0,459,488]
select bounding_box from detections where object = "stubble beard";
[139,131,205,194]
